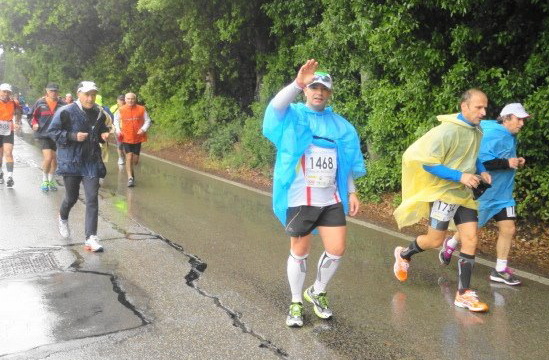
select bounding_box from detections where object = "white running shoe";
[85,235,104,252]
[286,302,304,327]
[303,286,333,319]
[58,215,70,238]
[118,157,125,165]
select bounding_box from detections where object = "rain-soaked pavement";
[1,126,549,359]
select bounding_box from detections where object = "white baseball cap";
[308,72,333,90]
[77,81,99,93]
[500,103,530,119]
[0,83,13,92]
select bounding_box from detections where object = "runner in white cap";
[48,81,111,252]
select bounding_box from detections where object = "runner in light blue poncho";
[263,59,366,328]
[477,120,518,226]
[264,102,366,226]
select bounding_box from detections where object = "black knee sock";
[458,253,475,294]
[400,239,424,260]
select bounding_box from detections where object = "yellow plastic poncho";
[393,114,483,229]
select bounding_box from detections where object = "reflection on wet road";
[97,147,549,360]
[0,281,55,354]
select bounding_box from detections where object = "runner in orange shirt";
[113,92,151,187]
[0,83,22,188]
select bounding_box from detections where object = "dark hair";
[496,114,512,124]
[460,88,485,105]
[117,94,125,101]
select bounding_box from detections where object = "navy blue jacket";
[48,101,110,178]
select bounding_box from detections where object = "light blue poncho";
[263,102,366,226]
[477,120,517,226]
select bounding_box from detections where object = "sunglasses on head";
[312,74,332,82]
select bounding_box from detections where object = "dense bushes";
[1,0,548,221]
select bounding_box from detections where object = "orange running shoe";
[393,246,409,282]
[454,290,489,312]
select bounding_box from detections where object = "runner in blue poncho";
[263,59,366,327]
[440,103,530,286]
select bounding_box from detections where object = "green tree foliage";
[1,0,548,220]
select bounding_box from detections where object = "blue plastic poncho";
[263,102,366,226]
[477,120,517,226]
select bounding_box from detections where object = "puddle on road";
[0,248,148,356]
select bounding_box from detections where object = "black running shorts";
[0,132,14,145]
[122,142,142,155]
[492,206,517,222]
[428,201,478,231]
[38,137,57,151]
[285,202,346,237]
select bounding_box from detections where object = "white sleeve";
[113,112,121,133]
[140,111,152,132]
[270,81,303,112]
[347,174,356,194]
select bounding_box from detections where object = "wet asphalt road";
[1,127,549,359]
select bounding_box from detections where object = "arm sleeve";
[476,158,487,173]
[141,110,152,132]
[483,158,510,170]
[347,174,356,193]
[113,112,121,133]
[422,164,462,182]
[270,81,302,112]
[31,106,40,126]
[263,81,302,145]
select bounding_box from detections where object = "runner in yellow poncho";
[392,89,492,313]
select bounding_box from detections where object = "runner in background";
[110,94,126,165]
[30,82,66,191]
[0,83,22,188]
[114,92,151,187]
[65,93,74,104]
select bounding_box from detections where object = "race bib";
[430,200,459,222]
[304,145,337,188]
[0,120,11,136]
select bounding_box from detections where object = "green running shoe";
[304,286,333,319]
[48,179,58,191]
[286,302,304,327]
[40,181,49,192]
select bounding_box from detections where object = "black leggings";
[60,176,100,239]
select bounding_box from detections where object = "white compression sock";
[447,235,459,249]
[496,259,508,272]
[313,252,342,294]
[287,251,308,303]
